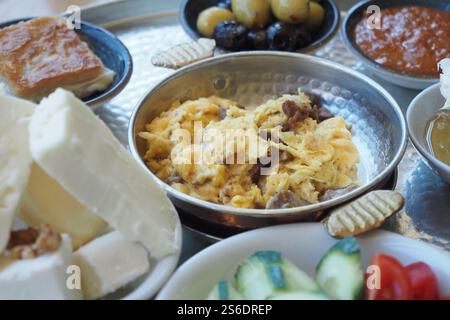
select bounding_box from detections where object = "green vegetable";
[315,237,364,300]
[235,251,319,299]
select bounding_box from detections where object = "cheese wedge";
[20,163,107,249]
[0,235,83,300]
[0,95,35,253]
[29,89,178,259]
[74,231,149,299]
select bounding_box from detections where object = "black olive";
[217,0,232,10]
[248,30,269,50]
[295,24,313,49]
[213,21,249,51]
[266,22,298,51]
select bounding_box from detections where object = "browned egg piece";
[426,109,450,166]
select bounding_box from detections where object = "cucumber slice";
[268,291,330,300]
[207,280,243,300]
[235,251,319,300]
[315,237,364,300]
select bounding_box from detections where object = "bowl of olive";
[180,0,340,52]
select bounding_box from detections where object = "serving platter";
[79,0,450,257]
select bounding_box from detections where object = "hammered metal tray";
[83,0,450,257]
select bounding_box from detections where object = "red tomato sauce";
[354,6,450,76]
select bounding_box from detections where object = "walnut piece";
[2,225,61,261]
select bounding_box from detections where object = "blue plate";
[0,17,132,107]
[179,0,340,53]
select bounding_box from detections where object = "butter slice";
[0,94,35,253]
[74,231,149,299]
[20,163,107,249]
[29,89,178,259]
[0,235,83,300]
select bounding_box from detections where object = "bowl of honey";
[407,82,450,183]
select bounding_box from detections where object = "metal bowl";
[341,0,448,90]
[179,0,340,53]
[129,52,407,232]
[407,83,450,183]
[181,169,398,240]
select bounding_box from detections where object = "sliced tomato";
[366,253,412,300]
[406,262,439,300]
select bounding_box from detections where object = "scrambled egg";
[139,90,359,209]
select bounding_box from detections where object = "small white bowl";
[407,83,450,184]
[157,223,450,300]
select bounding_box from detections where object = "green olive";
[231,0,271,29]
[270,0,310,24]
[197,7,235,38]
[305,1,325,29]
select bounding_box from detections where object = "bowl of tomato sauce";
[342,0,450,90]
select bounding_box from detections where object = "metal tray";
[82,0,450,258]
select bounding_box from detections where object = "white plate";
[157,223,450,300]
[10,217,182,300]
[119,220,182,300]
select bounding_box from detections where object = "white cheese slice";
[0,95,35,253]
[0,235,83,300]
[73,231,150,299]
[439,58,450,108]
[29,89,178,259]
[20,163,107,250]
